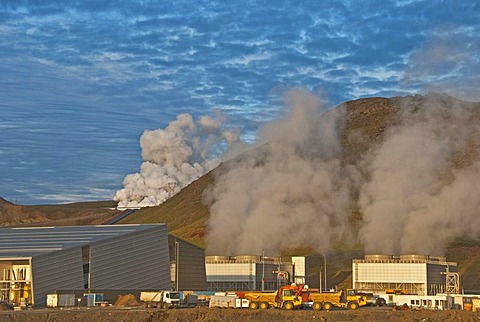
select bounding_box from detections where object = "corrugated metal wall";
[170,237,207,291]
[90,225,170,290]
[31,248,84,308]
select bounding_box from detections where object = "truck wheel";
[323,302,332,311]
[249,302,259,309]
[312,302,322,311]
[259,302,269,309]
[283,301,294,310]
[162,302,169,309]
[348,301,359,310]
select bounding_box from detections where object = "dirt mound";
[113,294,140,306]
[0,301,13,310]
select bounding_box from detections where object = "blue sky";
[0,0,479,205]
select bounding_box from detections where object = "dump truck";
[244,285,303,310]
[306,289,368,311]
[140,290,181,309]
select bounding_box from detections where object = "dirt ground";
[1,307,480,322]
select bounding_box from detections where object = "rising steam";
[116,88,480,256]
[359,94,480,255]
[205,90,480,256]
[114,112,238,208]
[205,89,358,255]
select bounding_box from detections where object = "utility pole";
[262,249,265,291]
[319,269,322,293]
[323,254,327,291]
[175,240,179,291]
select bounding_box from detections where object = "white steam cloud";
[205,89,358,255]
[359,94,480,255]
[114,111,238,209]
[205,90,480,256]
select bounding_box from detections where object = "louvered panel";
[31,248,84,307]
[176,239,207,291]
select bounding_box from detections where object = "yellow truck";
[244,285,302,310]
[307,289,367,311]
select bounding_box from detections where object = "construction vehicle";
[140,290,181,309]
[305,289,367,311]
[243,284,303,310]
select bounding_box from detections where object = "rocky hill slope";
[0,197,118,227]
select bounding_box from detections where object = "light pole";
[175,240,179,291]
[319,269,322,293]
[323,254,327,291]
[262,249,265,291]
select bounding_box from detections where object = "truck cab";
[140,290,181,309]
[345,289,368,308]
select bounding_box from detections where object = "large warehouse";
[0,224,205,307]
[352,254,459,296]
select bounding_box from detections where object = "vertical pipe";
[29,258,34,307]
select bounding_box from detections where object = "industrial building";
[205,255,310,292]
[352,254,459,296]
[169,236,207,291]
[0,224,206,308]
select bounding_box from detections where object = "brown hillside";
[0,198,119,227]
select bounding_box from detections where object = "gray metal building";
[169,236,207,291]
[0,224,171,307]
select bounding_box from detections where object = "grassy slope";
[118,170,214,248]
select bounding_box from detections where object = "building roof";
[0,224,165,259]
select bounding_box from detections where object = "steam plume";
[205,89,357,255]
[205,91,480,256]
[114,112,238,208]
[359,94,480,255]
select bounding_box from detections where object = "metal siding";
[206,263,255,282]
[31,247,84,308]
[90,225,170,290]
[427,264,448,284]
[0,225,165,258]
[357,263,426,283]
[177,239,207,290]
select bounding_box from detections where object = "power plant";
[353,254,459,296]
[0,222,477,312]
[205,255,309,292]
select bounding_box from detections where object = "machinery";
[301,287,368,311]
[243,284,303,310]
